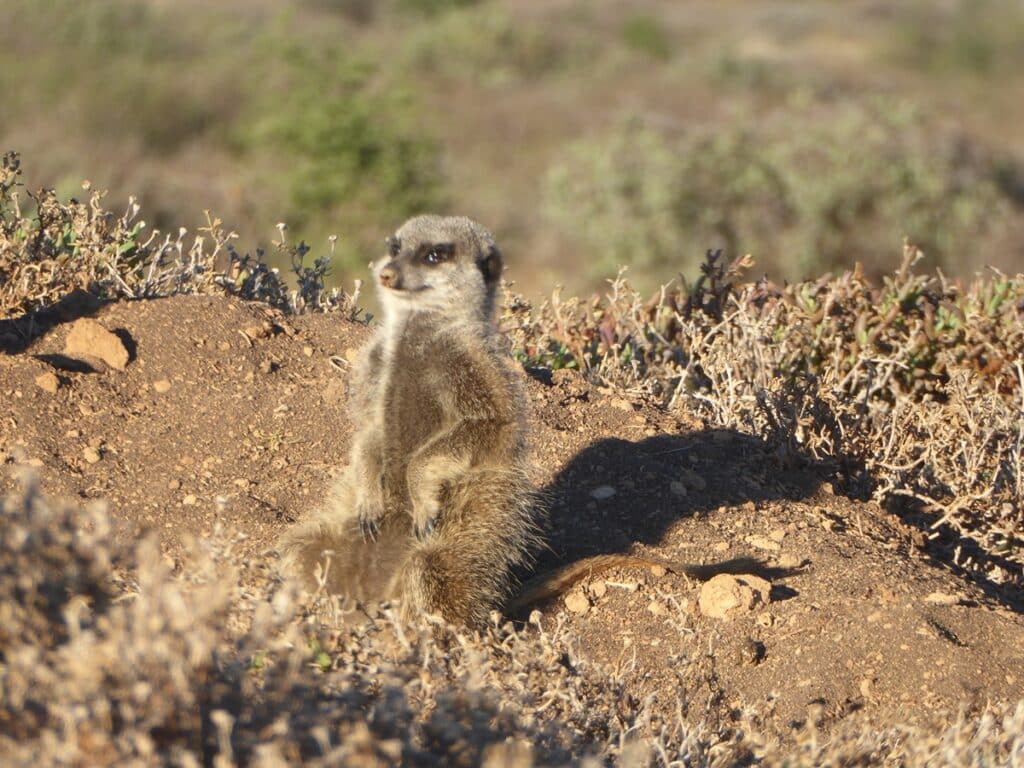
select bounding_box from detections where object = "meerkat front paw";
[355,494,385,540]
[411,500,439,539]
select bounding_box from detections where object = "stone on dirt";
[34,371,59,393]
[698,573,771,619]
[64,318,130,370]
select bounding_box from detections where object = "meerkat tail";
[507,555,766,613]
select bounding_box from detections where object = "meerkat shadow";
[528,429,824,579]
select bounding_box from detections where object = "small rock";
[647,600,668,616]
[756,611,774,628]
[924,591,959,606]
[609,579,640,593]
[233,478,250,489]
[649,564,668,577]
[167,479,181,491]
[739,639,766,666]
[35,372,59,394]
[679,467,707,491]
[564,589,590,614]
[713,541,730,553]
[153,379,172,393]
[182,494,197,506]
[778,553,802,569]
[769,527,787,542]
[590,485,616,501]
[698,574,771,619]
[589,580,607,599]
[669,481,687,497]
[64,319,129,370]
[259,359,275,375]
[746,535,781,552]
[303,345,314,357]
[344,347,360,362]
[217,341,231,352]
[82,447,101,464]
[26,458,44,468]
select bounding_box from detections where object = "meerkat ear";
[477,244,503,286]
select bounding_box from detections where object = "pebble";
[64,318,130,370]
[778,553,802,569]
[35,372,59,394]
[669,481,687,497]
[564,589,591,614]
[82,447,101,464]
[153,379,172,393]
[590,485,616,501]
[698,574,771,619]
[647,600,668,616]
[746,535,781,552]
[679,467,707,491]
[183,494,197,506]
[924,591,959,606]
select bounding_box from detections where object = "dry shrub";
[0,478,704,766]
[506,246,1024,588]
[3,480,1024,765]
[0,152,363,329]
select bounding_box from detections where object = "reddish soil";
[2,294,1022,737]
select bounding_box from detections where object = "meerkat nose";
[378,265,400,289]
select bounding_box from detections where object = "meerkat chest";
[380,329,449,458]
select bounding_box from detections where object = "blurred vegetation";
[1,0,1023,295]
[545,100,1019,281]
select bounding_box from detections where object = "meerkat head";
[372,215,503,320]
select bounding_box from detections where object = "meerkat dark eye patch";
[386,235,401,257]
[420,242,454,265]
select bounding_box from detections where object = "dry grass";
[3,477,1024,765]
[0,152,363,330]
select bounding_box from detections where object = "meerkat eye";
[422,244,452,265]
[387,236,400,257]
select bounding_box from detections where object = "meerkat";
[279,214,540,628]
[280,215,781,629]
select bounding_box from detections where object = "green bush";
[403,4,576,84]
[620,14,672,60]
[238,37,444,269]
[544,100,1022,283]
[396,0,480,15]
[886,0,1024,76]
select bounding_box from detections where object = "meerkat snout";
[377,264,400,289]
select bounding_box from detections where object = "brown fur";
[279,215,540,628]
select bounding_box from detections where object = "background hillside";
[3,0,1024,297]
